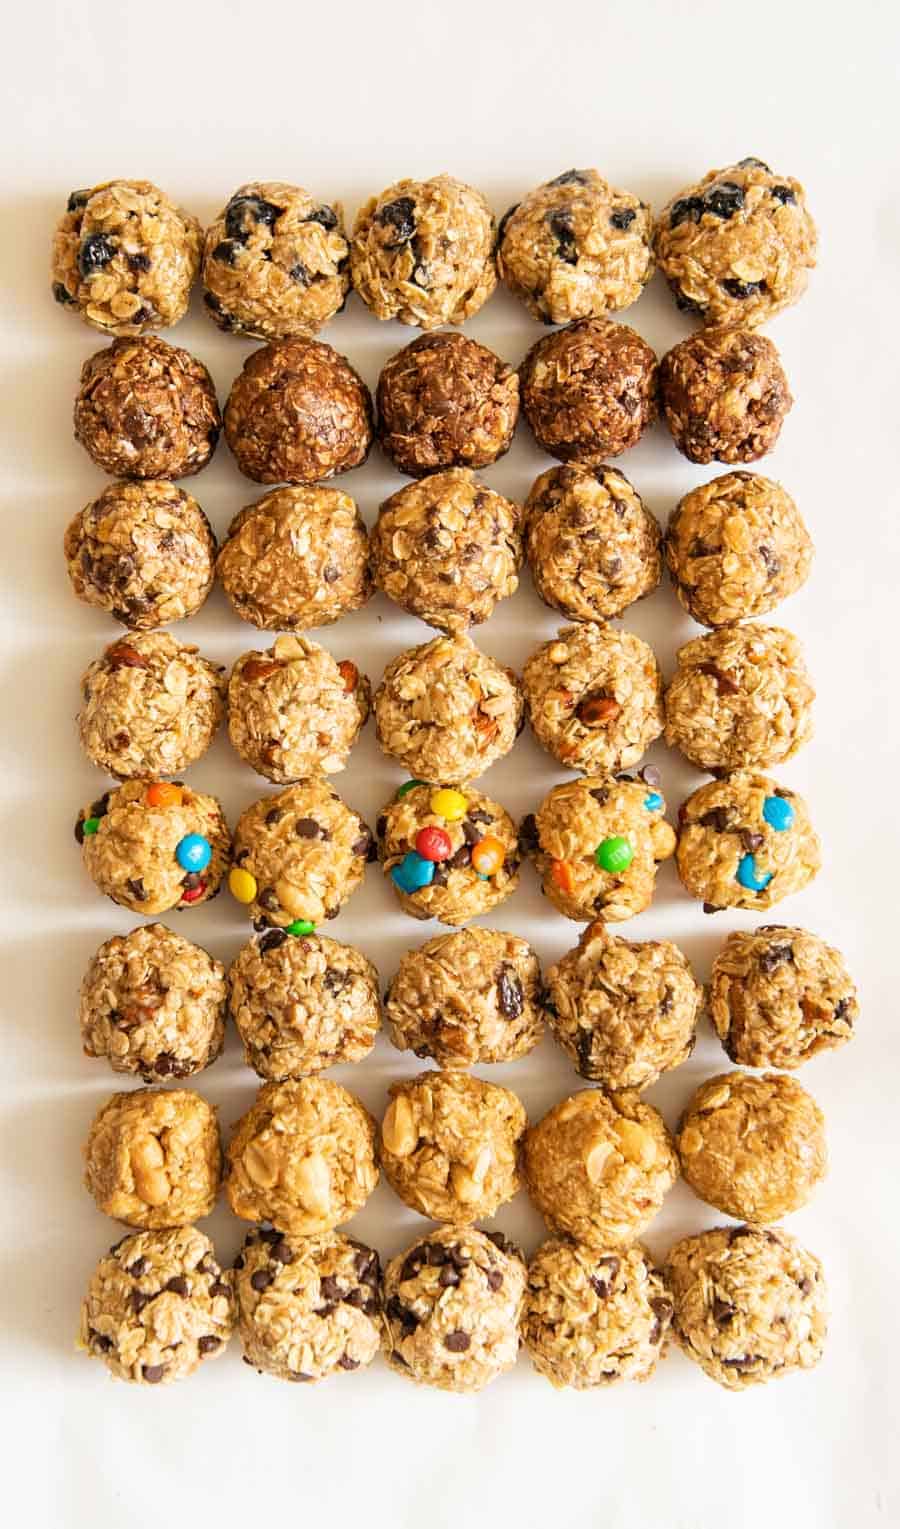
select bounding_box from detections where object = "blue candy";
[736,853,773,893]
[763,794,795,832]
[644,792,664,812]
[175,833,212,873]
[391,851,435,894]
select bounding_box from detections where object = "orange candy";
[145,782,184,809]
[550,858,575,895]
[471,834,505,876]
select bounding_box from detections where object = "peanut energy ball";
[74,337,220,480]
[659,327,792,464]
[76,779,230,915]
[228,635,370,782]
[377,781,519,925]
[520,318,658,464]
[351,174,497,329]
[523,623,663,774]
[202,182,350,340]
[655,157,817,328]
[676,771,821,912]
[84,1087,221,1228]
[79,923,227,1083]
[710,925,858,1070]
[52,179,201,335]
[377,331,518,477]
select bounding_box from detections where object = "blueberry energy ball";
[523,623,663,775]
[377,782,519,926]
[83,1087,221,1228]
[659,327,793,464]
[377,331,519,478]
[676,771,821,912]
[520,318,658,464]
[76,780,230,915]
[74,336,220,480]
[228,635,370,782]
[710,925,857,1070]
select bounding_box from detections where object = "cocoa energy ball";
[76,779,230,915]
[710,925,858,1070]
[519,318,658,464]
[675,771,821,913]
[228,635,370,782]
[377,782,519,926]
[83,1087,222,1228]
[659,327,792,464]
[74,336,220,479]
[523,623,663,775]
[376,331,519,477]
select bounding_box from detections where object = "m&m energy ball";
[75,780,230,914]
[675,771,821,912]
[376,783,520,926]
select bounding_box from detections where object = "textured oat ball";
[202,182,350,340]
[84,1088,221,1228]
[79,1226,235,1386]
[383,1226,525,1393]
[52,179,201,335]
[660,327,792,463]
[76,779,230,915]
[666,1224,827,1390]
[655,157,818,328]
[523,623,663,774]
[230,779,372,929]
[377,332,518,477]
[223,338,373,484]
[74,337,220,480]
[710,925,857,1070]
[79,923,226,1083]
[228,635,369,783]
[676,771,821,912]
[520,319,658,464]
[377,781,519,925]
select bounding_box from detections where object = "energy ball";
[225,1077,378,1236]
[710,925,858,1070]
[659,327,792,464]
[666,1224,827,1391]
[76,779,230,915]
[380,1071,526,1224]
[376,781,519,926]
[202,182,350,340]
[223,338,373,484]
[523,624,663,775]
[79,923,227,1083]
[376,331,518,477]
[520,318,658,464]
[228,930,380,1080]
[676,771,821,912]
[217,487,371,632]
[523,1088,678,1247]
[382,1226,525,1393]
[351,173,496,329]
[83,1087,221,1228]
[52,179,201,335]
[524,463,662,622]
[370,468,521,634]
[79,1226,235,1386]
[74,337,220,480]
[228,635,370,782]
[655,157,818,328]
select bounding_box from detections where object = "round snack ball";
[52,179,201,335]
[377,332,518,478]
[76,779,229,915]
[83,1087,221,1228]
[659,327,792,464]
[520,319,658,464]
[676,770,821,912]
[74,337,220,480]
[202,182,350,340]
[377,782,519,926]
[351,173,496,329]
[383,1226,525,1393]
[523,623,663,775]
[666,1224,827,1391]
[654,157,817,328]
[79,1226,235,1386]
[231,779,372,928]
[710,925,857,1070]
[228,635,370,783]
[370,468,521,634]
[225,1077,378,1236]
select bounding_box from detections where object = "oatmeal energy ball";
[676,771,821,912]
[377,781,519,926]
[520,318,658,464]
[74,336,220,480]
[710,925,858,1070]
[229,779,372,929]
[228,635,370,782]
[377,332,518,477]
[659,327,792,464]
[76,779,230,915]
[523,623,663,774]
[84,1088,221,1228]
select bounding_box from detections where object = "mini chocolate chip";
[198,1335,221,1355]
[497,963,524,1020]
[338,1354,360,1370]
[132,1290,152,1315]
[142,1364,165,1383]
[576,1027,595,1077]
[699,808,731,833]
[265,807,283,826]
[702,902,723,914]
[295,817,321,838]
[91,1331,113,1351]
[484,1231,513,1255]
[713,1297,736,1325]
[250,1270,273,1292]
[697,662,740,694]
[258,886,280,910]
[79,233,116,276]
[590,786,611,806]
[741,831,764,853]
[270,1240,294,1264]
[342,1287,366,1308]
[443,1330,470,1352]
[74,818,85,845]
[449,844,470,868]
[467,808,494,825]
[439,1265,460,1288]
[126,878,146,902]
[376,814,388,840]
[518,813,538,854]
[486,1269,504,1291]
[386,1296,419,1333]
[320,1276,343,1301]
[259,928,287,954]
[462,819,480,844]
[127,1256,149,1277]
[165,1276,189,1297]
[610,207,637,229]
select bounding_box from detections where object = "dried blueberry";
[377,196,416,246]
[703,182,744,219]
[305,205,339,230]
[738,157,771,172]
[203,291,235,329]
[289,261,312,285]
[495,202,520,250]
[548,209,578,265]
[212,240,240,266]
[127,252,152,273]
[53,282,73,305]
[669,195,704,229]
[225,196,282,242]
[721,277,766,299]
[609,207,637,230]
[78,234,116,278]
[771,185,797,205]
[671,283,706,315]
[67,190,90,213]
[547,170,588,187]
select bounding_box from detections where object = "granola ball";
[666,1225,827,1390]
[202,182,350,340]
[74,337,220,480]
[666,471,813,628]
[234,1228,381,1383]
[659,327,792,464]
[79,1226,235,1386]
[228,636,370,783]
[676,771,821,912]
[377,781,519,926]
[76,779,230,915]
[710,925,858,1070]
[385,926,544,1068]
[655,157,818,328]
[520,318,658,464]
[52,179,201,335]
[382,1226,525,1393]
[523,623,663,774]
[217,487,371,632]
[223,338,373,483]
[228,931,380,1080]
[377,332,518,477]
[79,923,227,1083]
[370,468,521,634]
[380,1071,526,1224]
[523,1089,678,1248]
[545,922,701,1090]
[351,174,496,329]
[230,779,372,929]
[83,1087,221,1228]
[225,1078,378,1236]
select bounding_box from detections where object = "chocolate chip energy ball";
[351,174,496,329]
[710,926,858,1070]
[230,779,372,929]
[79,924,226,1083]
[676,771,821,912]
[228,635,370,782]
[377,782,519,925]
[523,624,663,774]
[76,780,230,915]
[202,183,350,340]
[52,180,201,335]
[74,337,220,480]
[84,1088,221,1228]
[377,332,518,477]
[520,319,658,464]
[655,157,818,328]
[659,327,792,463]
[223,338,373,483]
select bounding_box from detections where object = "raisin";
[495,202,520,250]
[721,277,766,299]
[703,182,744,219]
[127,252,152,273]
[290,261,312,285]
[548,209,578,265]
[212,240,240,266]
[52,282,73,304]
[771,185,796,205]
[609,207,636,230]
[377,196,416,245]
[669,195,704,229]
[78,234,116,277]
[67,190,90,213]
[305,205,338,229]
[547,170,588,187]
[225,195,282,242]
[738,157,770,172]
[203,291,235,329]
[496,964,524,1020]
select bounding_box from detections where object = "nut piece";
[228,635,370,781]
[377,331,518,477]
[381,1095,418,1158]
[231,779,372,928]
[675,769,821,912]
[76,779,230,915]
[377,781,519,926]
[659,327,792,463]
[710,924,857,1069]
[73,337,220,479]
[83,1088,221,1227]
[523,623,663,774]
[520,318,658,464]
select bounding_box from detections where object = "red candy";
[180,880,207,904]
[415,826,453,862]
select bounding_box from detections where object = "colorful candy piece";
[736,853,773,892]
[415,826,453,862]
[392,851,435,894]
[762,795,795,832]
[470,835,505,876]
[175,833,212,873]
[145,782,184,809]
[229,866,258,904]
[429,788,468,822]
[180,880,207,904]
[81,816,101,837]
[644,792,664,812]
[595,836,634,874]
[286,919,316,936]
[397,779,425,798]
[550,859,576,895]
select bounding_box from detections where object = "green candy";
[286,919,316,936]
[82,817,101,837]
[397,779,426,798]
[595,835,634,874]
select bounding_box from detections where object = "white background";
[3,2,899,1525]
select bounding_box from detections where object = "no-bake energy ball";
[228,636,369,783]
[676,771,821,912]
[83,1088,221,1228]
[76,779,230,915]
[376,332,518,477]
[74,337,220,479]
[659,327,792,464]
[377,781,519,925]
[523,623,663,774]
[520,318,658,464]
[710,925,858,1070]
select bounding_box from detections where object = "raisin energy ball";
[377,332,518,477]
[523,623,663,774]
[351,174,496,329]
[710,926,858,1070]
[52,179,201,335]
[223,338,373,484]
[74,337,220,480]
[659,327,792,464]
[676,771,821,913]
[383,1226,525,1393]
[370,469,521,634]
[79,923,227,1083]
[228,635,370,782]
[228,931,380,1080]
[655,157,818,328]
[229,779,372,929]
[377,781,519,925]
[76,779,230,915]
[79,1226,235,1386]
[520,319,658,464]
[202,182,350,340]
[84,1088,221,1228]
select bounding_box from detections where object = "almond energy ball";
[228,636,370,782]
[676,771,821,912]
[520,318,658,464]
[710,925,858,1070]
[523,624,663,774]
[76,779,230,915]
[659,327,792,463]
[79,924,227,1083]
[84,1088,221,1228]
[351,174,497,329]
[74,337,220,479]
[376,781,519,925]
[376,331,518,477]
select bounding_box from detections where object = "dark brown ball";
[659,327,793,464]
[376,332,519,477]
[519,318,658,464]
[74,336,221,480]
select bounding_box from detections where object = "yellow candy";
[429,788,468,822]
[229,866,258,904]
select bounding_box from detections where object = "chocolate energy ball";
[76,779,230,915]
[83,1087,221,1228]
[523,624,663,775]
[223,338,373,484]
[202,182,350,340]
[660,327,792,463]
[377,781,519,926]
[520,319,658,464]
[228,635,370,782]
[351,174,497,329]
[676,771,821,912]
[52,179,201,335]
[377,331,518,477]
[710,925,858,1070]
[74,337,220,480]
